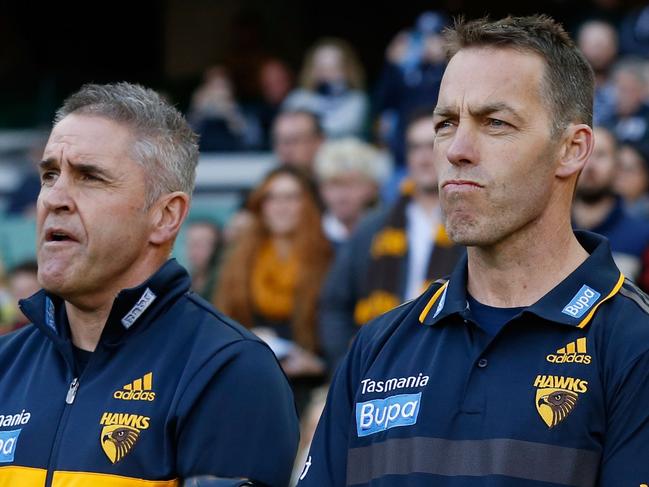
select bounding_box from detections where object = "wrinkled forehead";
[43,114,135,162]
[437,46,547,115]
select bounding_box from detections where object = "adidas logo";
[113,372,156,401]
[546,337,591,365]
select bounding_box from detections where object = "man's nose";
[446,124,479,167]
[39,175,76,213]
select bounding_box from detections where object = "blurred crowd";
[0,6,648,483]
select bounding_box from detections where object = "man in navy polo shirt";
[299,15,649,486]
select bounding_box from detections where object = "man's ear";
[149,192,190,246]
[555,123,594,179]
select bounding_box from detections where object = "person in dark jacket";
[318,110,464,371]
[0,82,298,487]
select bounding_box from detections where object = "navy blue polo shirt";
[299,231,649,486]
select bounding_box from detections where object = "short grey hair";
[55,82,199,207]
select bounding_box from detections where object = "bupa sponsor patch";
[355,393,421,437]
[121,288,156,329]
[562,285,600,318]
[0,429,21,463]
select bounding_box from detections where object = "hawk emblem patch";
[101,425,140,464]
[99,412,150,464]
[533,375,587,428]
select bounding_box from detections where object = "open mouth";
[46,230,76,243]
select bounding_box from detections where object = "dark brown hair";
[444,15,594,135]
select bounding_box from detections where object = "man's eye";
[488,118,509,128]
[40,171,58,184]
[434,120,455,133]
[81,173,102,182]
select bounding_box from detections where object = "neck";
[66,301,114,352]
[64,252,168,352]
[572,195,616,230]
[272,235,293,258]
[467,206,588,308]
[413,189,439,215]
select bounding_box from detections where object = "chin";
[446,223,499,248]
[38,268,73,297]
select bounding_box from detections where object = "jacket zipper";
[44,376,80,487]
[66,378,80,404]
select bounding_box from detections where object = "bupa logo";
[121,288,156,329]
[0,429,21,463]
[562,285,600,318]
[355,392,421,437]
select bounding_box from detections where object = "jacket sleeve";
[598,349,649,485]
[175,339,299,487]
[297,330,365,486]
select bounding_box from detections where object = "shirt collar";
[420,231,624,329]
[20,259,191,346]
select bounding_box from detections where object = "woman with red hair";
[214,166,333,384]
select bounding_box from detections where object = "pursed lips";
[442,179,483,192]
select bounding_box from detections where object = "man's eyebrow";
[38,158,112,178]
[468,102,524,123]
[433,103,524,124]
[433,106,458,118]
[38,158,58,171]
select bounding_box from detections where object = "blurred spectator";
[610,57,649,155]
[318,111,464,370]
[255,58,295,149]
[577,19,618,127]
[314,138,391,247]
[573,126,649,283]
[283,38,368,139]
[186,219,223,300]
[6,260,39,331]
[619,5,649,57]
[188,66,262,151]
[272,110,324,171]
[615,142,649,219]
[6,135,48,217]
[222,209,255,245]
[214,166,332,376]
[374,11,449,165]
[6,172,40,217]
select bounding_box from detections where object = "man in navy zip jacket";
[299,16,649,486]
[0,82,299,486]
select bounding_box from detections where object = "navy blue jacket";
[0,260,299,486]
[300,232,649,486]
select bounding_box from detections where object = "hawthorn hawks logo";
[533,375,588,428]
[99,412,150,464]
